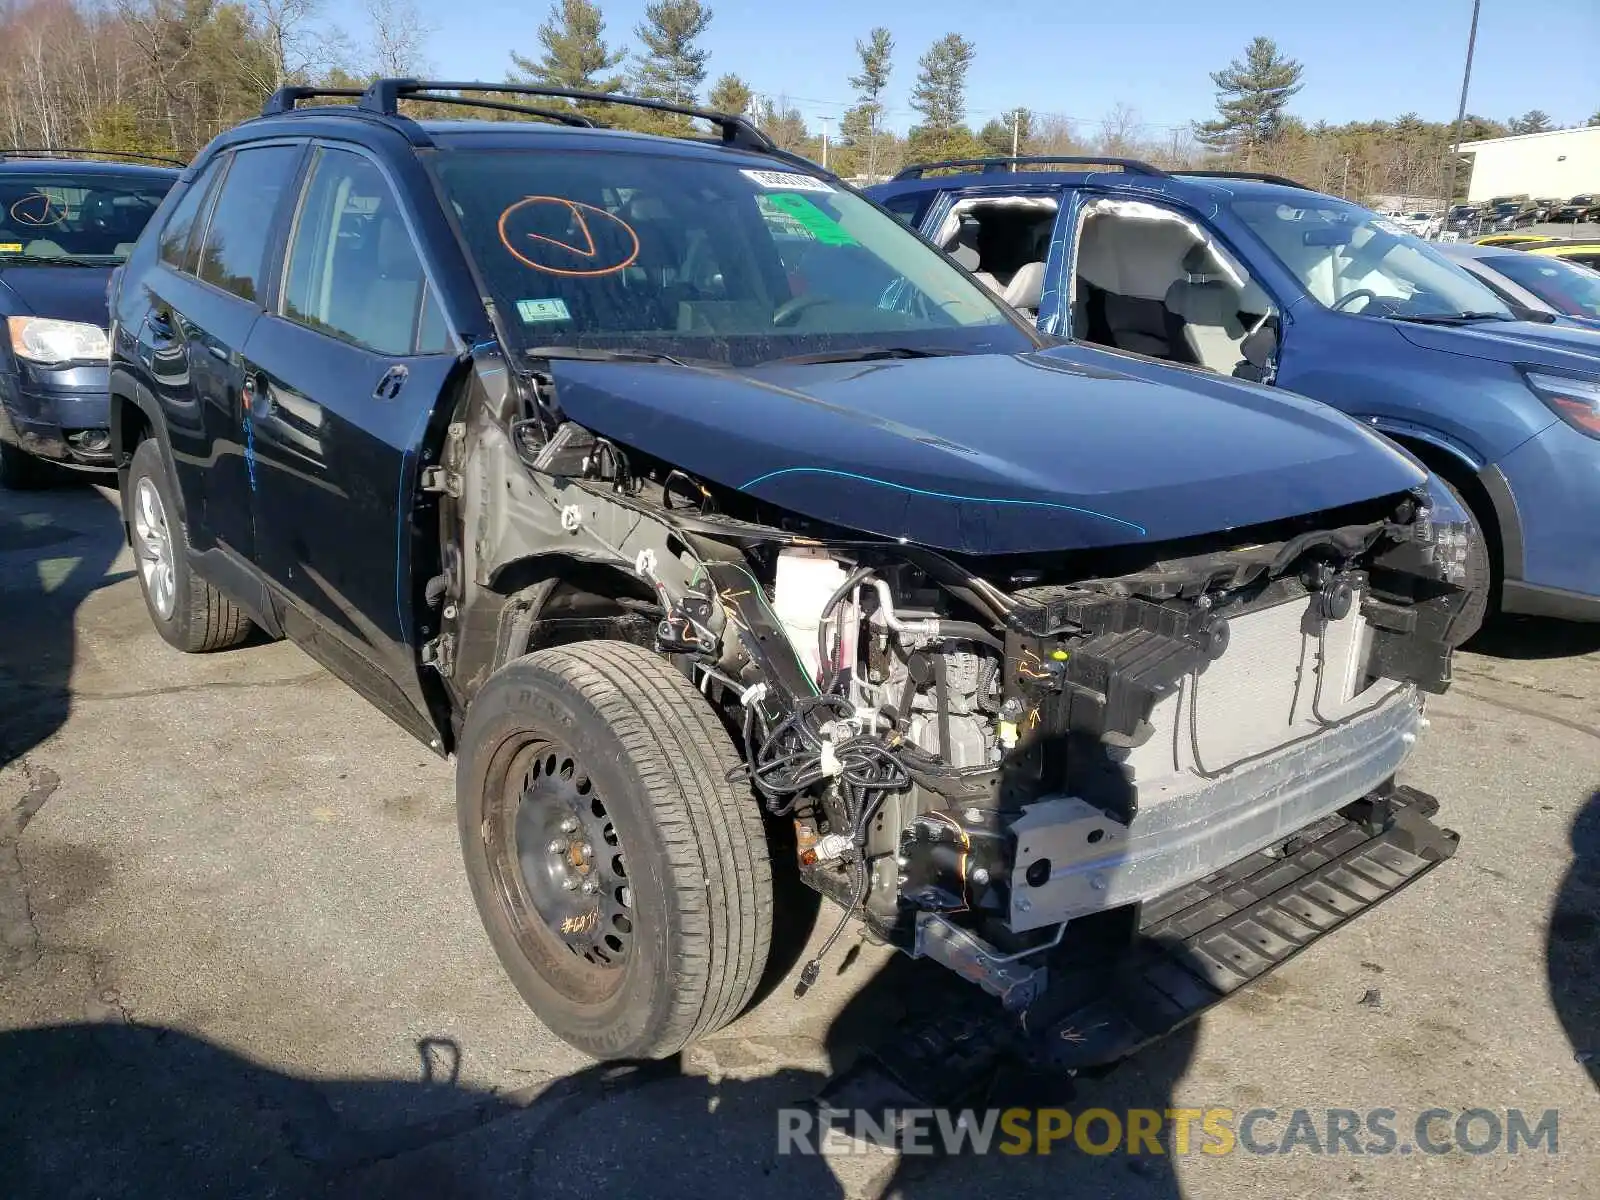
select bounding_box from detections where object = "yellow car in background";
[1474,233,1558,248]
[1522,241,1600,272]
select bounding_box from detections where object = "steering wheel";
[771,293,834,326]
[1331,288,1379,313]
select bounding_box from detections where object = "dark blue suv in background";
[869,158,1600,623]
[108,82,1474,1069]
[0,151,178,487]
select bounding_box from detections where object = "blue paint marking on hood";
[0,264,113,325]
[547,343,1426,555]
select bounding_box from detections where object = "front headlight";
[7,316,111,366]
[1524,369,1600,439]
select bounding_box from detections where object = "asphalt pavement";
[1,482,1595,1199]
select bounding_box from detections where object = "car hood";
[0,265,112,325]
[547,345,1425,555]
[1391,316,1600,372]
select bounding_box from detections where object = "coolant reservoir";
[772,551,847,683]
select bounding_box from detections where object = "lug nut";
[560,817,578,833]
[561,876,579,891]
[582,879,599,895]
[580,842,594,858]
[970,866,990,886]
[547,839,565,854]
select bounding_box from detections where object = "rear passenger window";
[157,162,221,271]
[281,147,448,356]
[197,145,299,302]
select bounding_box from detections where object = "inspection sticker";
[0,244,20,253]
[516,297,572,323]
[741,169,834,193]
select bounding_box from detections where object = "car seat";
[1163,245,1247,372]
[357,215,425,354]
[947,218,1002,295]
[1074,214,1199,364]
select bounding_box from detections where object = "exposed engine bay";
[424,349,1478,1010]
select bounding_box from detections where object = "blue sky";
[337,0,1597,136]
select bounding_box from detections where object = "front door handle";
[373,364,409,401]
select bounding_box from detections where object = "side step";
[821,786,1457,1109]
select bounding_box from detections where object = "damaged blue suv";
[111,82,1475,1070]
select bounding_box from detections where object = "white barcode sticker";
[740,169,834,193]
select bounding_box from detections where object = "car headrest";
[1164,277,1246,335]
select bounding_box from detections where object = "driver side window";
[1071,199,1277,377]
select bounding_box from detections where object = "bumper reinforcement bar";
[821,785,1457,1110]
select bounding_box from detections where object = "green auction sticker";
[765,193,859,246]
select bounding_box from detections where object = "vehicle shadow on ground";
[0,965,1197,1199]
[0,482,127,768]
[1548,790,1599,1089]
[1465,613,1600,661]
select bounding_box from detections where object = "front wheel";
[457,641,773,1060]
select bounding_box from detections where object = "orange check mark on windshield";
[523,199,598,258]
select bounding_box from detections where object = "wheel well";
[110,394,151,468]
[494,557,661,662]
[1389,435,1504,581]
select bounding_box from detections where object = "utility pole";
[820,116,830,170]
[1341,155,1350,198]
[1441,0,1482,210]
[1011,110,1019,157]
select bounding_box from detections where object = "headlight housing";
[1524,369,1600,439]
[6,316,111,366]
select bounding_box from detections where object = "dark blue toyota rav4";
[0,150,178,487]
[111,82,1477,1072]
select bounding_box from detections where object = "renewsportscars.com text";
[778,1106,1561,1157]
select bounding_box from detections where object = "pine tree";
[909,33,975,134]
[1194,36,1304,165]
[631,0,712,109]
[707,72,751,117]
[509,0,626,94]
[1508,109,1553,134]
[838,27,893,178]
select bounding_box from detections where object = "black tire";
[127,437,253,653]
[457,640,773,1060]
[1436,475,1493,647]
[0,439,60,490]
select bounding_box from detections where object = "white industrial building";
[1458,126,1600,202]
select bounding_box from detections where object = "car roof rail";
[0,146,185,167]
[353,79,776,151]
[261,86,368,116]
[1178,169,1309,189]
[891,155,1167,181]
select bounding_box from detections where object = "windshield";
[1231,196,1514,320]
[1489,253,1600,319]
[427,147,1029,367]
[0,172,173,264]
[1494,203,1520,216]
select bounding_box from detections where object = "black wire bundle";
[728,692,913,997]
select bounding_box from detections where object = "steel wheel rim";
[132,475,176,620]
[504,740,633,973]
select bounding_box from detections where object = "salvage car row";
[1,85,1596,1079]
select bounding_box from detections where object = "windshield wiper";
[1385,312,1516,325]
[766,345,972,366]
[0,254,103,268]
[522,345,725,368]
